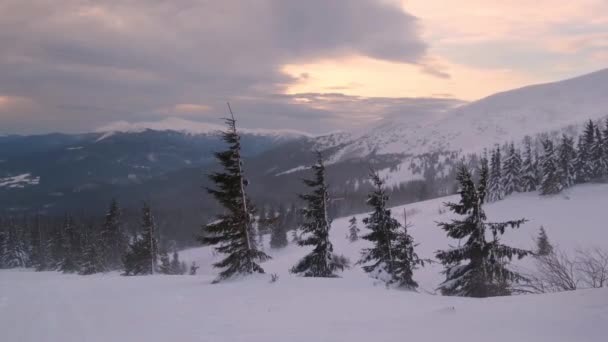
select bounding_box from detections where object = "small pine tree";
[557,134,576,189]
[198,110,270,282]
[170,251,183,275]
[540,139,561,195]
[436,164,530,297]
[521,137,538,192]
[269,205,289,249]
[393,210,424,289]
[348,216,359,242]
[591,126,607,179]
[0,219,28,268]
[359,171,422,288]
[58,215,81,273]
[488,147,504,202]
[536,226,553,256]
[502,143,522,196]
[159,251,172,274]
[100,199,126,270]
[123,203,160,276]
[79,229,105,275]
[291,153,345,277]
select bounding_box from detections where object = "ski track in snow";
[2,184,608,341]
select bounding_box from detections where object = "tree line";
[485,118,608,200]
[0,199,193,276]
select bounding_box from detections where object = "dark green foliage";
[79,229,105,275]
[436,164,530,297]
[269,205,289,249]
[591,126,607,178]
[540,139,561,195]
[502,143,522,195]
[488,146,504,202]
[359,171,422,288]
[291,153,345,277]
[58,215,82,274]
[100,199,126,271]
[557,135,576,189]
[198,113,270,282]
[123,203,159,276]
[348,216,359,242]
[536,226,553,256]
[0,219,28,268]
[521,137,538,192]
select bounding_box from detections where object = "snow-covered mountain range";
[314,68,608,161]
[2,68,608,215]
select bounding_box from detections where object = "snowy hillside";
[3,184,608,342]
[318,68,608,160]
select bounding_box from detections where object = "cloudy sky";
[1,0,607,134]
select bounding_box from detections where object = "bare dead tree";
[576,247,608,288]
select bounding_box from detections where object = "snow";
[95,117,312,141]
[0,173,40,188]
[275,165,309,176]
[2,184,608,341]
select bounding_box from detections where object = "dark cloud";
[0,0,432,134]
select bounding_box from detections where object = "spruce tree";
[100,199,126,270]
[575,120,596,182]
[79,228,105,275]
[502,143,522,196]
[603,118,608,176]
[159,251,172,274]
[591,126,607,179]
[557,134,576,189]
[359,171,422,288]
[0,219,28,268]
[536,226,553,256]
[270,205,288,249]
[540,139,561,195]
[488,147,504,202]
[291,153,345,277]
[123,203,160,275]
[198,110,269,281]
[436,164,530,297]
[392,209,424,289]
[521,138,538,192]
[170,251,184,275]
[348,216,359,242]
[58,215,81,273]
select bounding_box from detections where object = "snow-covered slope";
[3,184,608,342]
[96,117,312,141]
[317,68,608,160]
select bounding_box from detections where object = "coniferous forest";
[2,116,608,298]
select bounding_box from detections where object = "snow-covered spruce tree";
[557,134,576,189]
[291,153,345,277]
[58,215,82,273]
[359,171,422,288]
[521,137,538,192]
[502,143,522,196]
[535,226,553,256]
[123,203,160,275]
[270,205,288,249]
[393,210,424,289]
[79,228,105,275]
[100,199,126,270]
[540,139,561,195]
[198,111,269,282]
[348,216,359,242]
[436,164,530,297]
[575,120,596,182]
[488,146,504,202]
[158,251,172,274]
[591,126,607,179]
[170,251,184,275]
[0,219,28,268]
